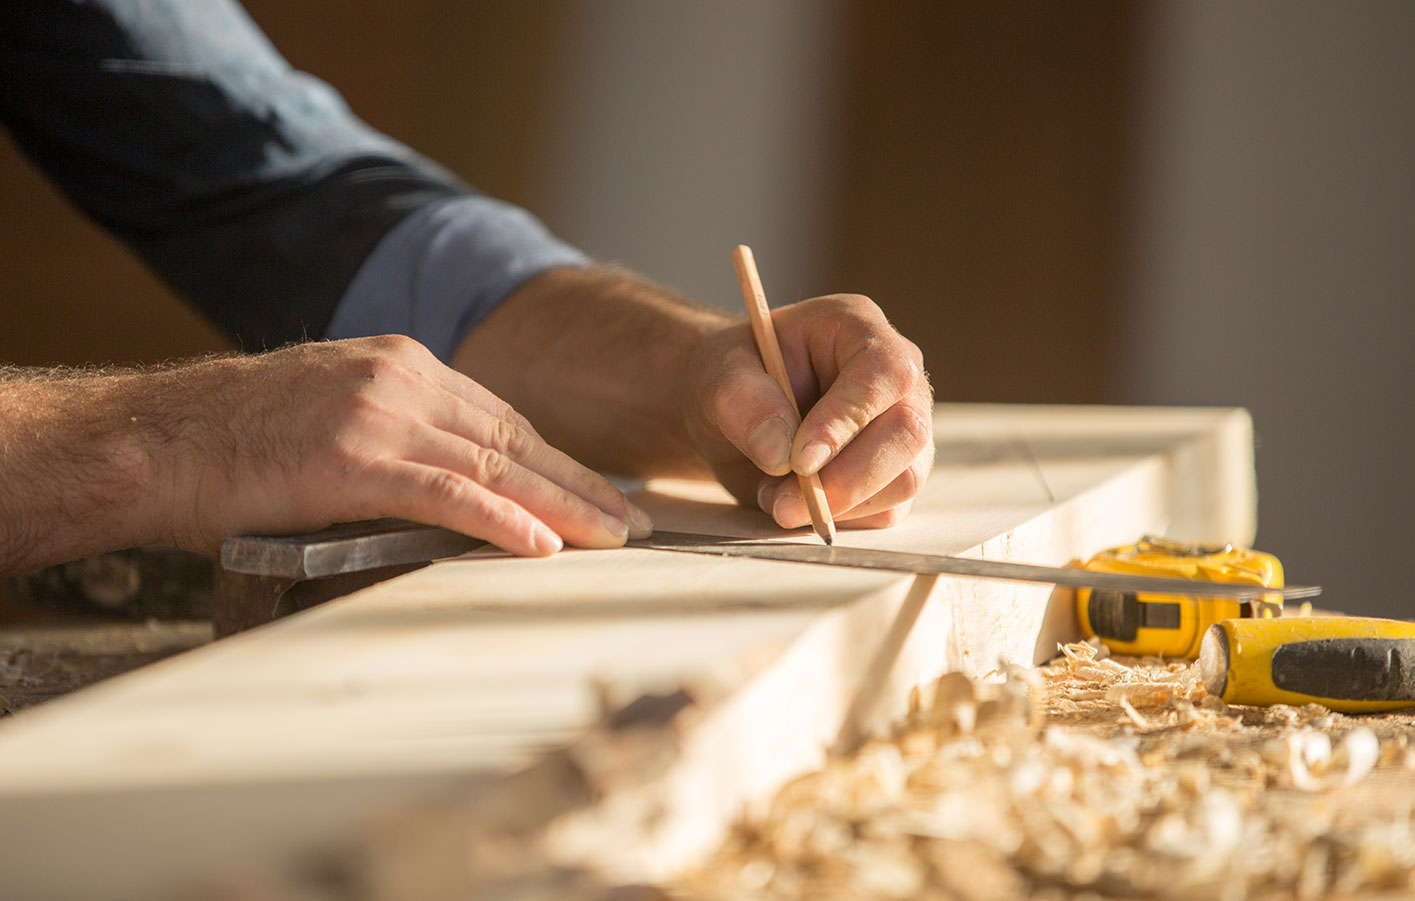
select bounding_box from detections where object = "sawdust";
[670,640,1415,900]
[264,641,1415,901]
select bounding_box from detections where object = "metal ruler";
[221,519,1321,601]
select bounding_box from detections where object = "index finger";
[791,335,926,476]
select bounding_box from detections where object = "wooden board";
[0,404,1257,899]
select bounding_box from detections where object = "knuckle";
[506,424,536,460]
[826,293,876,316]
[370,333,424,358]
[893,463,922,503]
[351,348,405,385]
[896,404,934,454]
[355,336,431,381]
[488,417,529,458]
[423,469,469,506]
[897,341,925,387]
[903,450,935,499]
[835,402,875,442]
[906,338,925,370]
[467,446,513,485]
[868,338,923,396]
[508,409,540,437]
[470,495,510,532]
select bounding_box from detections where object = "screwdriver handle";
[1200,615,1415,713]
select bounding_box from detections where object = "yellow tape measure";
[1076,536,1285,659]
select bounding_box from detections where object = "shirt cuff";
[325,194,590,362]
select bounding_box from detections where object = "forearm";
[0,368,177,575]
[451,267,733,480]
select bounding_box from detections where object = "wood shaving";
[672,642,1415,899]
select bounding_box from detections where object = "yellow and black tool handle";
[1199,616,1415,713]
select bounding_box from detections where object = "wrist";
[453,265,733,478]
[139,356,259,552]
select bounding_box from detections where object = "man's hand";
[167,337,652,555]
[0,337,650,575]
[455,269,933,533]
[683,294,934,530]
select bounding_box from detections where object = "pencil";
[731,244,836,545]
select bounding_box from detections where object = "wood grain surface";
[0,403,1256,899]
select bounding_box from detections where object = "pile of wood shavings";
[671,641,1415,900]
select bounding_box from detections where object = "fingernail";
[747,418,793,473]
[533,526,563,555]
[795,440,832,476]
[600,510,629,541]
[773,493,809,529]
[625,502,654,539]
[757,478,774,514]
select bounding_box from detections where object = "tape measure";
[1076,536,1285,659]
[1075,537,1415,711]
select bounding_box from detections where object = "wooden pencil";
[731,244,836,545]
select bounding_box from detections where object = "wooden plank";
[0,404,1257,899]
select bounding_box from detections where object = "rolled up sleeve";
[0,0,586,354]
[328,196,589,362]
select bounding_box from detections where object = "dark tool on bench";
[214,519,483,636]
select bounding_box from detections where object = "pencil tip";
[823,534,833,546]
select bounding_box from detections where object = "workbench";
[0,404,1260,899]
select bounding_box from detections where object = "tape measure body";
[1200,616,1415,712]
[1076,537,1284,659]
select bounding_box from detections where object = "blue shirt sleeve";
[0,0,587,354]
[328,196,588,363]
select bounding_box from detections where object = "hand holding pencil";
[689,245,934,537]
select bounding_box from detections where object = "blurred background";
[1,1,1410,616]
